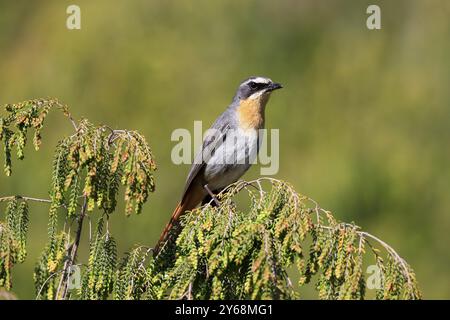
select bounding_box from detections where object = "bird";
[154,76,283,255]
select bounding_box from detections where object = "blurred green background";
[0,0,449,299]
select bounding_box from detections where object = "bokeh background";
[0,0,449,299]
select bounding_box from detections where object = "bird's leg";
[204,184,221,206]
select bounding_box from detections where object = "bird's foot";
[203,184,221,207]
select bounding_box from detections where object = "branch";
[56,196,87,299]
[50,98,78,131]
[157,177,421,300]
[0,196,70,211]
[0,196,52,204]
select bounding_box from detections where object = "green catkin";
[0,99,419,300]
[150,179,421,300]
[15,201,29,262]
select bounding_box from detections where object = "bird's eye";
[248,81,258,90]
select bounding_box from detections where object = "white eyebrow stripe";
[245,77,271,85]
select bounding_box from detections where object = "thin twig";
[56,196,87,299]
[0,195,69,210]
[52,99,78,131]
[0,196,52,204]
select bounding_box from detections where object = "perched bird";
[154,76,282,255]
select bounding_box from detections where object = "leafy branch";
[152,178,421,300]
[0,98,421,300]
[0,98,156,299]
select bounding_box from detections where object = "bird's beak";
[268,82,283,91]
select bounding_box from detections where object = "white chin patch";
[248,89,268,100]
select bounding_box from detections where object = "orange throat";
[237,94,269,130]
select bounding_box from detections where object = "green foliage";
[153,178,421,300]
[0,1,448,299]
[0,98,156,299]
[0,98,72,176]
[34,231,68,300]
[113,246,155,300]
[0,197,29,290]
[0,98,421,300]
[49,118,156,218]
[80,218,117,300]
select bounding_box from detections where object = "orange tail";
[153,186,204,256]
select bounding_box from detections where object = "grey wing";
[181,113,232,197]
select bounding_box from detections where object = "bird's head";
[233,76,283,129]
[234,76,283,102]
